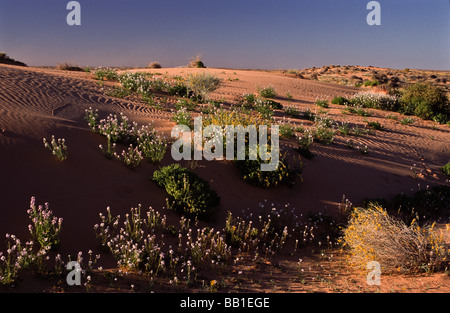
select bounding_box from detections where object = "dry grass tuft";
[341,205,449,274]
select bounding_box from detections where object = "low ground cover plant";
[85,108,166,166]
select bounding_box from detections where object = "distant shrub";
[188,55,206,68]
[153,164,220,218]
[56,62,83,72]
[148,62,162,69]
[258,86,277,99]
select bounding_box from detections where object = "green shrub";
[315,99,329,108]
[363,80,379,87]
[93,67,118,81]
[331,96,350,105]
[254,99,274,120]
[188,55,206,68]
[295,130,314,159]
[238,93,258,109]
[173,108,193,127]
[401,83,449,120]
[279,123,296,139]
[265,99,283,110]
[433,113,448,124]
[152,164,220,218]
[258,86,277,99]
[400,117,415,125]
[301,108,316,121]
[175,98,198,111]
[311,125,334,145]
[367,121,383,130]
[441,163,450,177]
[168,81,189,98]
[284,107,301,118]
[235,151,302,189]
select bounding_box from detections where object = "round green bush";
[401,83,448,119]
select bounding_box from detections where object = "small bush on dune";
[185,72,221,102]
[153,164,220,218]
[188,55,206,68]
[56,62,84,72]
[331,96,350,106]
[148,62,162,69]
[258,86,277,99]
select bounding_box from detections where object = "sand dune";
[0,64,448,292]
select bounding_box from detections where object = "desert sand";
[0,63,448,292]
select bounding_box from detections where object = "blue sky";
[0,0,449,69]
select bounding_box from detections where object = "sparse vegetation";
[43,136,68,161]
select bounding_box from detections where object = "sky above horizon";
[0,0,449,70]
